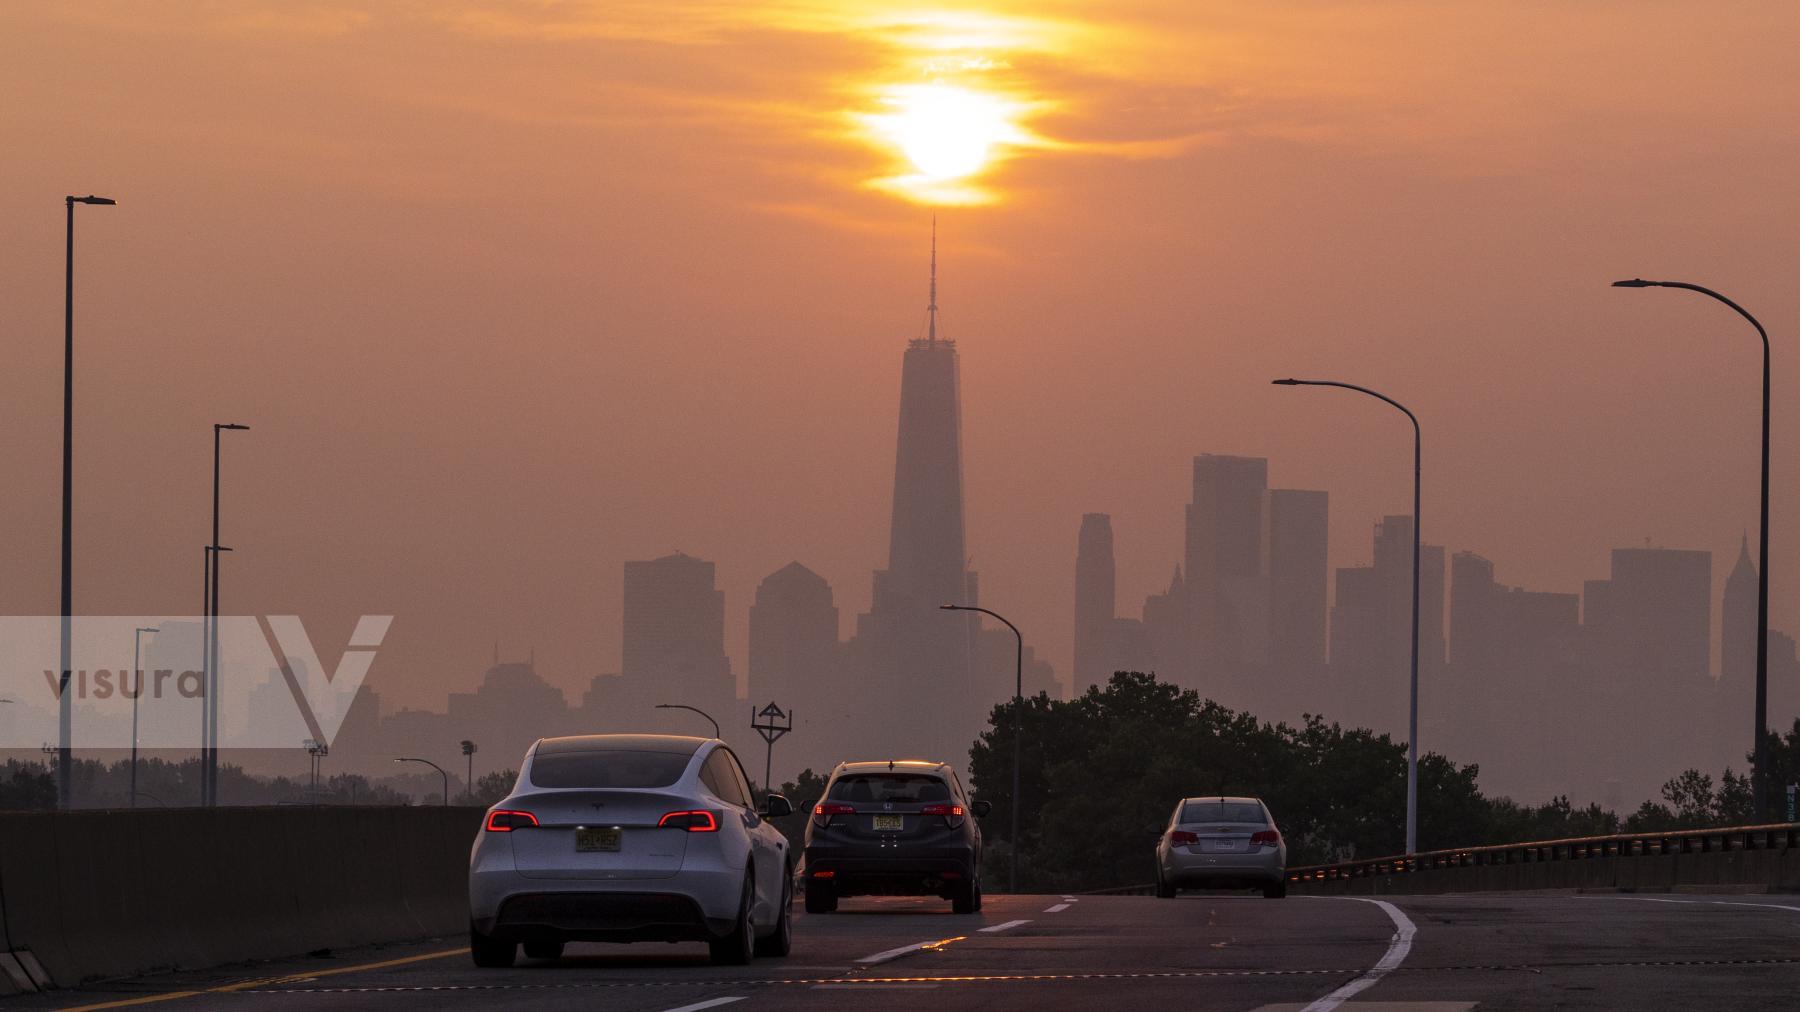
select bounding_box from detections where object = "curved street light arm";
[655,703,721,739]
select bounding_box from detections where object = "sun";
[865,82,1028,189]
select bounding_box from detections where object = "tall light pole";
[1273,378,1422,855]
[1613,279,1773,819]
[461,739,478,803]
[655,703,720,738]
[207,422,249,807]
[59,193,117,809]
[940,603,1023,892]
[131,625,159,809]
[395,757,449,805]
[202,544,231,806]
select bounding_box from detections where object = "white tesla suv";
[468,734,796,967]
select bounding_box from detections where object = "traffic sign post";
[1786,784,1795,823]
[750,701,793,797]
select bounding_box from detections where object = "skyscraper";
[1185,454,1270,695]
[1267,488,1329,688]
[619,552,735,732]
[1074,513,1118,693]
[1723,535,1758,688]
[850,226,982,765]
[749,562,842,775]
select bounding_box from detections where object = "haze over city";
[5,2,1800,809]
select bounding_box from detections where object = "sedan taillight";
[1250,830,1281,848]
[658,810,720,832]
[485,809,538,832]
[813,802,855,828]
[1167,829,1199,846]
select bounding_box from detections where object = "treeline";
[964,671,1794,893]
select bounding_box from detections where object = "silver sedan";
[1155,795,1287,899]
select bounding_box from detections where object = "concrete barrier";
[0,806,484,987]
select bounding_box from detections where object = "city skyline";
[1,3,1796,778]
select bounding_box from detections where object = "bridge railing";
[1286,820,1800,885]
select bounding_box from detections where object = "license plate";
[576,827,621,852]
[872,814,904,831]
[1208,840,1241,852]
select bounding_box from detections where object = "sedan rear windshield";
[529,749,691,789]
[1182,800,1265,824]
[827,774,952,803]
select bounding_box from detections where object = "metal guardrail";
[1285,820,1800,884]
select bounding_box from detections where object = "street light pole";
[1273,378,1422,855]
[1613,279,1773,819]
[462,740,478,803]
[59,193,116,809]
[395,757,449,805]
[131,625,159,809]
[207,423,249,807]
[940,603,1023,892]
[202,544,231,805]
[655,703,721,739]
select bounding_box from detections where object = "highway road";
[27,892,1800,1011]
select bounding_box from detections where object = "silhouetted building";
[619,552,736,729]
[1329,516,1444,736]
[1267,488,1328,717]
[1723,535,1757,689]
[1185,455,1270,694]
[749,562,842,774]
[1074,513,1117,693]
[1142,565,1188,683]
[447,652,573,769]
[848,232,1002,768]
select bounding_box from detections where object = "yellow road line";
[59,947,466,1010]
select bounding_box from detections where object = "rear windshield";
[1181,800,1265,824]
[827,774,952,803]
[529,749,691,789]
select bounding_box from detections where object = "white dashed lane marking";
[980,919,1032,933]
[660,998,746,1012]
[1044,902,1071,913]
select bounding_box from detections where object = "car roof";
[535,734,710,756]
[1182,796,1264,806]
[832,760,951,776]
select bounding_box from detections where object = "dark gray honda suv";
[801,760,991,914]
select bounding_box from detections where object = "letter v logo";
[260,615,391,747]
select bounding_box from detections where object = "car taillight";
[1167,829,1198,846]
[1251,830,1281,848]
[485,810,538,832]
[812,802,855,828]
[658,810,720,832]
[921,803,966,825]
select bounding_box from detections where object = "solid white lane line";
[1044,902,1071,913]
[660,998,745,1012]
[980,919,1032,933]
[1300,898,1416,1012]
[1595,896,1800,914]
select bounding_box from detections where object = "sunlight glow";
[878,84,1014,179]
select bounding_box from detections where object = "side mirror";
[972,800,993,819]
[762,793,794,819]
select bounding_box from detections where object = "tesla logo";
[591,803,606,810]
[884,802,894,811]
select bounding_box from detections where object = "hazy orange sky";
[4,1,1800,722]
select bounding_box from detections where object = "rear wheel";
[522,940,564,960]
[709,872,756,966]
[1262,879,1287,899]
[754,868,793,957]
[804,878,837,913]
[470,923,516,968]
[951,876,979,914]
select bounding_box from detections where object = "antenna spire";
[927,216,938,344]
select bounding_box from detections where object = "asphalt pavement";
[21,891,1800,1011]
